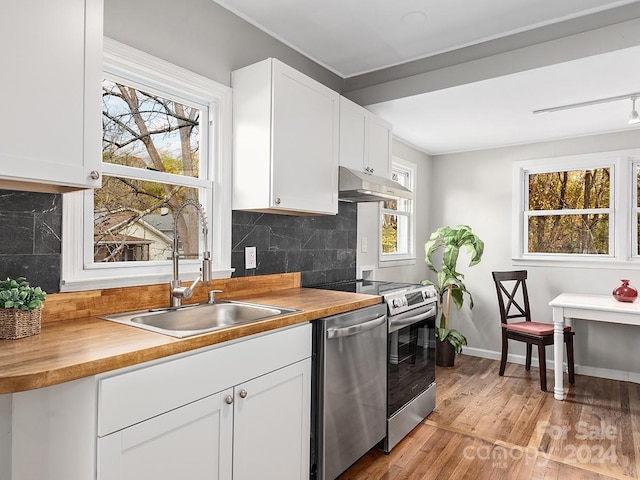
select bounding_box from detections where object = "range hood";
[338,166,413,202]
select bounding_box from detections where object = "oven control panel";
[385,285,438,316]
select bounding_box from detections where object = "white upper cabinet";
[232,58,339,215]
[339,96,392,179]
[0,0,103,193]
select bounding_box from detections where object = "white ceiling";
[214,0,640,155]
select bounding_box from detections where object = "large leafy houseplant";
[422,225,484,356]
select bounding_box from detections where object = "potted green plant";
[0,277,46,339]
[422,225,484,367]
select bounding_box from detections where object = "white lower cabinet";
[97,359,311,480]
[98,390,233,480]
[97,324,312,480]
[233,359,311,480]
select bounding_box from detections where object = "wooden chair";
[491,270,575,391]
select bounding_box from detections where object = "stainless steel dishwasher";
[311,303,387,480]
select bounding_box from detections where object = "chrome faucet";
[170,199,212,307]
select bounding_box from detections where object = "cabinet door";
[367,114,392,179]
[97,389,233,480]
[272,60,339,215]
[339,96,368,171]
[233,358,311,480]
[0,0,102,192]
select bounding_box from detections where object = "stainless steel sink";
[99,300,299,338]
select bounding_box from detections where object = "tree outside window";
[61,39,232,292]
[380,160,415,264]
[97,80,205,263]
[526,168,610,255]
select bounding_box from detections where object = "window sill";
[512,256,640,270]
[379,256,417,268]
[61,268,234,292]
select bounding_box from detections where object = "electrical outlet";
[245,246,257,269]
[361,237,368,253]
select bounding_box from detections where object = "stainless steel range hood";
[338,166,413,202]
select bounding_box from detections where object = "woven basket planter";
[0,307,42,339]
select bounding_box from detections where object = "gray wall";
[430,129,640,380]
[104,0,343,92]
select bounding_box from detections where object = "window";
[526,167,611,255]
[634,161,640,256]
[380,159,416,266]
[513,150,640,265]
[61,39,232,291]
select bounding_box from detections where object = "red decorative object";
[612,279,638,303]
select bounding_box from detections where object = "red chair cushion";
[502,321,571,336]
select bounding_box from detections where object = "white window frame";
[379,157,416,267]
[512,149,640,268]
[61,38,232,291]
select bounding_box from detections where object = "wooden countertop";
[0,283,380,394]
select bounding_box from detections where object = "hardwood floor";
[338,355,640,480]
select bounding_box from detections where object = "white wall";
[431,129,640,382]
[356,138,432,284]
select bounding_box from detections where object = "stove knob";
[392,298,402,308]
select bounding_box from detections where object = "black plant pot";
[435,340,456,367]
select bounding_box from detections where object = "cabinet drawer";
[98,323,311,436]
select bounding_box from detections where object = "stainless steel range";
[380,281,438,452]
[310,280,438,479]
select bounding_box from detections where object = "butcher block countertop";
[0,273,380,394]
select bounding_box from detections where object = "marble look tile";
[231,202,357,281]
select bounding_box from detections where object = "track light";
[533,91,640,126]
[629,97,640,125]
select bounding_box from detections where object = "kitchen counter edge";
[0,287,381,394]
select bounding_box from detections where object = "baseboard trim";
[462,347,640,384]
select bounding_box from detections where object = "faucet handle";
[208,289,223,304]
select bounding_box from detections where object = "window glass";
[526,168,610,255]
[102,80,200,178]
[637,164,640,255]
[94,181,199,262]
[380,162,414,263]
[61,39,232,291]
[97,79,206,264]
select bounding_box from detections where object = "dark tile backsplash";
[0,189,357,293]
[232,202,357,286]
[0,189,62,293]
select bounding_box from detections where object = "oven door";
[387,304,436,421]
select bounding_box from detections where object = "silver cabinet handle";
[225,395,234,405]
[239,389,248,399]
[326,314,386,339]
[89,170,100,180]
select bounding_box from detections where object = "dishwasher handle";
[326,315,387,339]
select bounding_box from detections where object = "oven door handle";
[388,305,437,333]
[326,315,387,339]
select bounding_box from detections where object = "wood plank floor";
[338,355,640,480]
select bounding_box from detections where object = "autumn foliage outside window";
[381,162,414,260]
[526,168,611,255]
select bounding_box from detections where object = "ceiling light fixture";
[629,97,640,125]
[533,92,640,126]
